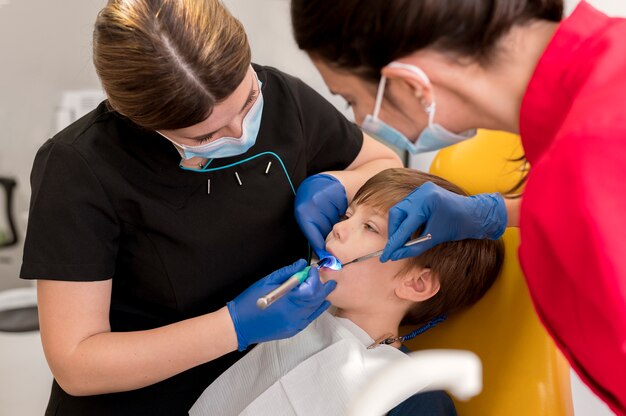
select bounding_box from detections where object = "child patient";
[190,168,504,416]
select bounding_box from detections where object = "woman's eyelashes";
[246,89,259,108]
[193,89,259,144]
[194,134,214,144]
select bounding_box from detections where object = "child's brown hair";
[353,168,504,325]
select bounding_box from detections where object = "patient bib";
[189,312,408,415]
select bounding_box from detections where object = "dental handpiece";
[256,258,332,310]
[256,235,432,310]
[341,233,432,267]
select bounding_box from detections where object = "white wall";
[566,0,626,15]
[0,0,104,291]
[224,0,347,112]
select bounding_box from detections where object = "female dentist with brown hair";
[291,0,626,413]
[19,0,402,414]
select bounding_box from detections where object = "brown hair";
[292,0,563,82]
[353,168,504,325]
[93,0,251,130]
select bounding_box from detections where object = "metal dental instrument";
[256,257,333,310]
[257,234,432,310]
[341,233,432,267]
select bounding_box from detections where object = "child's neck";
[335,308,405,349]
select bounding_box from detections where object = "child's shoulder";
[387,389,457,416]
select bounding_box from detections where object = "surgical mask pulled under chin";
[158,78,264,160]
[361,62,476,154]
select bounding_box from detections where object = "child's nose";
[332,219,350,241]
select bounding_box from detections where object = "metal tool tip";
[318,255,342,271]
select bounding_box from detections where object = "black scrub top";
[20,64,363,416]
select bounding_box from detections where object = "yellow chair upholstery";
[403,130,573,415]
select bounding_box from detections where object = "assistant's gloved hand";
[227,259,337,351]
[294,174,347,259]
[380,182,507,262]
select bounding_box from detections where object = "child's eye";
[364,223,378,233]
[338,214,350,222]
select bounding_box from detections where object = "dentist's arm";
[38,260,334,396]
[295,134,401,257]
[38,279,237,397]
[325,133,402,201]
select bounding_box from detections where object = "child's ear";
[395,268,440,302]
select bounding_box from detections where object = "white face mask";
[361,62,476,154]
[158,72,263,160]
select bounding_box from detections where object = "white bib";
[189,312,408,416]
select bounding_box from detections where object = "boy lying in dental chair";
[190,168,504,416]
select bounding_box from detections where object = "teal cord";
[178,151,296,195]
[177,152,311,262]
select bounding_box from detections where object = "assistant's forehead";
[311,57,377,96]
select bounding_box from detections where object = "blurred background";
[0,0,622,414]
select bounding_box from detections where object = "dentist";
[19,0,400,414]
[291,0,626,413]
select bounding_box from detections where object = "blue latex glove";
[294,174,348,259]
[227,259,337,351]
[380,182,507,262]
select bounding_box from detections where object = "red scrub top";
[519,2,626,414]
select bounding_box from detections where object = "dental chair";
[401,130,574,415]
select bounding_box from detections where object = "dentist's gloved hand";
[381,182,507,262]
[227,259,336,351]
[294,174,348,259]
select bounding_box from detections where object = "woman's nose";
[224,116,244,139]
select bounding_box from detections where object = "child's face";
[319,202,412,312]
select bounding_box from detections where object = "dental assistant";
[19,1,401,415]
[291,0,626,413]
